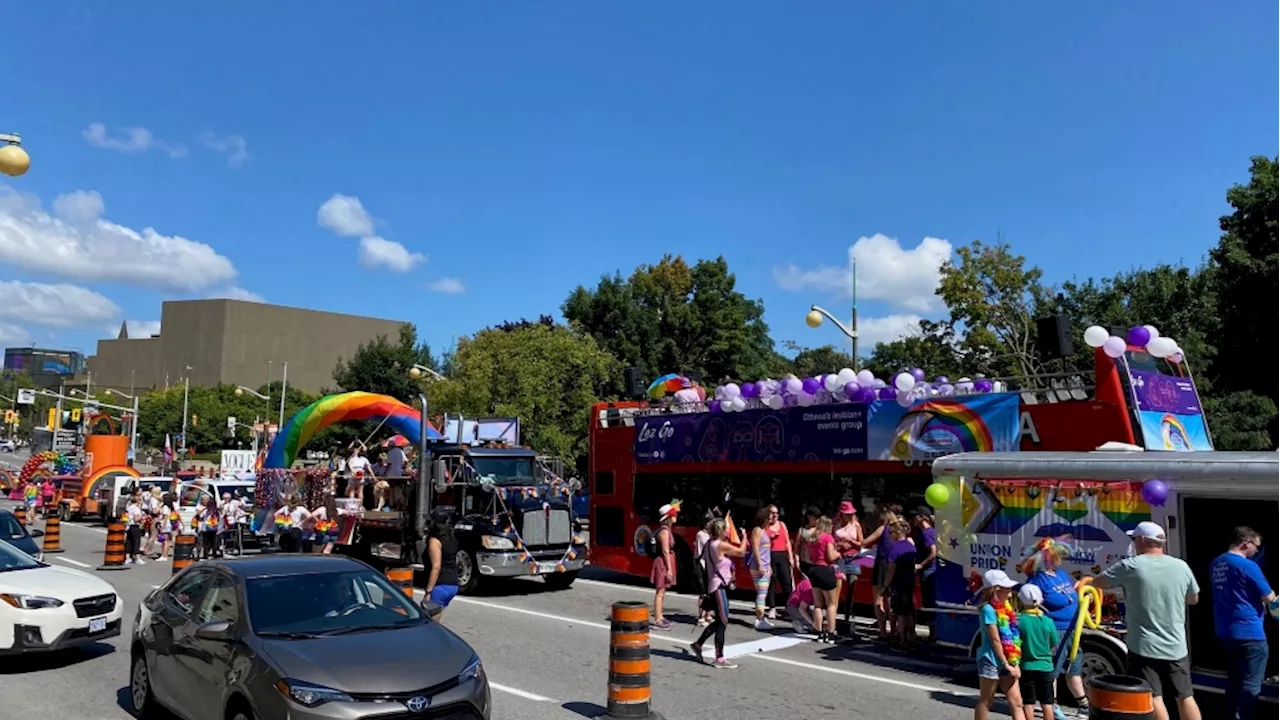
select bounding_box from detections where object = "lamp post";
[0,133,30,177]
[180,365,193,467]
[806,304,859,370]
[277,361,288,429]
[104,389,140,466]
[234,385,270,454]
[408,364,446,382]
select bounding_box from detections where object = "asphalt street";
[0,508,1260,720]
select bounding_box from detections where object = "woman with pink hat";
[833,500,865,629]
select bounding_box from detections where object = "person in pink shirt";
[762,503,796,619]
[690,517,747,669]
[805,515,842,643]
[787,576,818,633]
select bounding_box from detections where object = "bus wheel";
[457,549,479,594]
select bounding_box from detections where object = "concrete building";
[87,299,408,394]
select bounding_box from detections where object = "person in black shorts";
[879,519,917,648]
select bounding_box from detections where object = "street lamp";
[180,365,193,467]
[104,389,141,465]
[0,133,30,177]
[806,304,860,370]
[233,386,270,455]
[408,364,446,382]
[233,386,268,400]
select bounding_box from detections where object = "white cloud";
[773,234,953,313]
[317,194,374,237]
[0,186,238,293]
[0,322,30,347]
[358,236,424,273]
[0,280,121,329]
[857,313,925,350]
[426,277,465,294]
[207,286,265,303]
[200,132,251,167]
[82,122,187,158]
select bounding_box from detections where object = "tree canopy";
[332,323,441,404]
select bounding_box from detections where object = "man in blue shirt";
[1210,526,1277,720]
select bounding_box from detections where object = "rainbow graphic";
[1097,482,1151,533]
[1159,414,1190,451]
[264,392,442,469]
[888,399,998,460]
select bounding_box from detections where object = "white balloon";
[719,400,734,412]
[836,368,857,385]
[796,392,814,407]
[1083,325,1109,348]
[1102,336,1127,359]
[855,369,876,386]
[893,372,916,392]
[723,383,741,399]
[730,397,746,412]
[822,373,842,393]
[765,395,784,410]
[1147,337,1175,358]
[1143,325,1160,340]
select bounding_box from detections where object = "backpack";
[645,526,666,559]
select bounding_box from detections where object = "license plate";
[536,562,557,574]
[89,617,107,633]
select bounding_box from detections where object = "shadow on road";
[562,700,607,718]
[0,642,115,674]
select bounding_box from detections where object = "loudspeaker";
[683,370,703,385]
[1036,314,1075,359]
[623,367,644,399]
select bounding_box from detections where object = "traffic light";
[3,410,14,425]
[47,408,56,429]
[70,408,82,423]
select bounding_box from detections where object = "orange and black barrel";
[605,601,663,720]
[97,521,128,571]
[13,504,26,526]
[172,534,197,575]
[386,567,415,598]
[41,514,64,554]
[1087,674,1156,719]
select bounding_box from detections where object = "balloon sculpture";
[18,450,76,486]
[706,367,1000,414]
[1082,324,1186,365]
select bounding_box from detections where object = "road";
[0,509,1256,720]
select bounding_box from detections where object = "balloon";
[878,387,896,400]
[722,383,742,399]
[955,377,973,394]
[709,400,721,413]
[784,378,803,395]
[795,392,814,407]
[783,394,799,408]
[855,369,875,386]
[1143,325,1160,340]
[730,397,746,412]
[896,391,914,408]
[822,374,842,393]
[1083,325,1109,348]
[934,376,950,384]
[843,382,860,400]
[1102,336,1127,359]
[836,368,857,385]
[893,372,915,392]
[801,377,821,395]
[925,482,951,509]
[1169,351,1184,364]
[1146,337,1175,359]
[937,382,955,396]
[719,400,734,412]
[872,379,887,389]
[910,367,926,383]
[856,387,877,403]
[765,394,784,410]
[1140,479,1169,507]
[974,378,994,393]
[1125,325,1151,347]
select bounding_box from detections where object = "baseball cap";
[982,569,1019,589]
[838,501,857,515]
[1126,521,1166,542]
[915,505,934,520]
[1018,583,1044,607]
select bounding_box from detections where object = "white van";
[174,480,256,537]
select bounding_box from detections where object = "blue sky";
[1,2,1275,364]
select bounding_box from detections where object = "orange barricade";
[41,514,64,554]
[97,521,128,571]
[1087,674,1156,719]
[172,534,197,575]
[605,601,662,720]
[14,504,26,526]
[386,567,415,598]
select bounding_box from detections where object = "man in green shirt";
[1095,521,1201,720]
[1017,584,1060,719]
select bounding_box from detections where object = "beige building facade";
[88,299,407,394]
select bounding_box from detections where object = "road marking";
[751,654,976,696]
[489,682,554,702]
[576,577,755,610]
[454,597,614,632]
[697,633,808,659]
[56,557,91,568]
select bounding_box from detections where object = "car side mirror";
[194,620,234,641]
[29,529,43,538]
[422,600,444,620]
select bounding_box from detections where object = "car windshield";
[0,515,26,541]
[246,569,425,637]
[0,540,41,571]
[471,456,537,486]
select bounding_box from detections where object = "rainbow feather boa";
[994,601,1021,666]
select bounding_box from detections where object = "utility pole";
[278,361,288,428]
[180,365,192,467]
[850,255,859,368]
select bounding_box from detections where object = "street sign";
[15,388,34,405]
[53,430,78,453]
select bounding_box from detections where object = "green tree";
[135,383,319,455]
[426,323,621,464]
[563,255,783,385]
[0,370,55,438]
[780,341,855,378]
[862,320,966,380]
[1210,156,1278,401]
[332,323,441,403]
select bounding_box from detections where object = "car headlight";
[460,655,484,683]
[480,535,515,550]
[0,594,64,610]
[275,679,353,707]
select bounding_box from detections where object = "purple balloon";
[843,382,860,400]
[1126,325,1151,347]
[741,381,759,398]
[910,367,926,382]
[1140,479,1168,507]
[934,376,950,384]
[973,378,994,393]
[801,377,821,395]
[877,387,897,401]
[783,393,799,408]
[856,387,877,404]
[708,400,722,413]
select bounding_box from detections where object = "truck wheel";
[1076,635,1126,686]
[457,549,479,594]
[543,570,577,591]
[58,505,70,522]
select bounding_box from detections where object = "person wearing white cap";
[1094,521,1201,720]
[974,569,1027,720]
[1015,584,1060,720]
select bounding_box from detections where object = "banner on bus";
[1127,368,1213,451]
[632,393,1020,464]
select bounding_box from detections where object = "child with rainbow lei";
[974,569,1027,720]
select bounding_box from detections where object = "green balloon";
[925,482,950,508]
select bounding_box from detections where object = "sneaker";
[124,558,134,565]
[755,618,774,631]
[650,619,672,631]
[712,658,738,669]
[1053,706,1068,720]
[689,642,705,663]
[135,558,146,565]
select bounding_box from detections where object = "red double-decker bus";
[586,346,1202,601]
